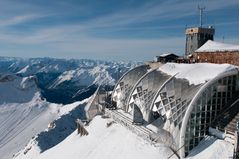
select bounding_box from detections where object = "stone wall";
[193,51,239,66]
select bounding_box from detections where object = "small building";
[185,26,215,56]
[154,53,179,63]
[193,40,239,66]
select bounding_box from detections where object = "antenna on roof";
[198,5,206,27]
[222,36,225,43]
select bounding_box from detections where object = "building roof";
[158,63,236,85]
[196,40,239,52]
[159,53,179,57]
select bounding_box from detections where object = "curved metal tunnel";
[111,63,239,158]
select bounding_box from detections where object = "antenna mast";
[198,5,205,27]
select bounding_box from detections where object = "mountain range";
[0,57,136,159]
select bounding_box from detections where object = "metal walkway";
[214,98,239,135]
[105,108,154,142]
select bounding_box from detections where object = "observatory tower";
[185,6,215,56]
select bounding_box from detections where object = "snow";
[208,127,225,139]
[0,95,90,159]
[54,70,75,85]
[13,97,90,159]
[0,93,60,159]
[0,57,236,159]
[159,53,177,57]
[187,136,234,159]
[27,116,175,159]
[160,53,171,57]
[50,64,116,88]
[20,76,37,89]
[0,73,90,159]
[0,57,134,77]
[196,40,239,52]
[0,74,38,104]
[17,65,30,74]
[59,97,90,115]
[158,63,237,85]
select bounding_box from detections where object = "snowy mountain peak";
[49,64,116,89]
[0,74,39,104]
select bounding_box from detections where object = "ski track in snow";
[0,106,43,149]
[0,98,66,159]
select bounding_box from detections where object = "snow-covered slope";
[0,74,54,159]
[17,116,175,159]
[15,116,234,159]
[159,63,237,85]
[0,73,58,159]
[0,94,60,159]
[12,95,92,159]
[0,73,91,159]
[0,74,39,104]
[0,94,90,159]
[187,136,234,159]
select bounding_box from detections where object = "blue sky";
[0,0,239,61]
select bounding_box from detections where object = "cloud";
[0,14,46,27]
[2,38,184,61]
[0,16,185,61]
[0,0,238,60]
[56,37,185,61]
[76,0,239,30]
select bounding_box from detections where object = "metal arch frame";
[126,68,157,113]
[179,68,239,158]
[111,64,147,101]
[149,73,177,118]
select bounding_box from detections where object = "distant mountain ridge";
[0,56,137,104]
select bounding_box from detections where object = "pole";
[198,5,205,27]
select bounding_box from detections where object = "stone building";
[193,40,239,66]
[185,27,215,56]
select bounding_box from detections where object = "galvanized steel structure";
[112,63,239,157]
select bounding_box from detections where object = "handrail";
[211,96,239,127]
